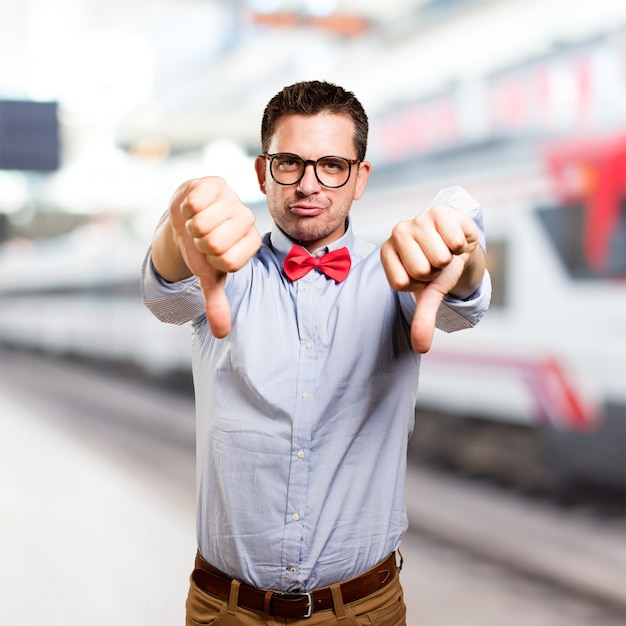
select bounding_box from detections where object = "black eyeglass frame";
[263,152,362,189]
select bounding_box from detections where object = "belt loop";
[263,590,273,615]
[330,583,347,621]
[396,549,404,571]
[227,579,241,615]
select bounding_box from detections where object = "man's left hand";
[380,204,485,353]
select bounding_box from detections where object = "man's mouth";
[289,204,325,217]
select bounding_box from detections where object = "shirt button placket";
[284,275,316,587]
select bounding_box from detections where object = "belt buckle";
[278,590,313,619]
[300,591,314,618]
[301,591,313,619]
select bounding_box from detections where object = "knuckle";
[386,268,413,291]
[185,215,204,237]
[386,274,405,290]
[200,234,227,257]
[182,193,204,217]
[430,249,453,269]
[218,248,245,273]
[391,220,412,239]
[185,177,227,213]
[430,203,448,216]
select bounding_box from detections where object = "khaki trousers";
[185,565,406,625]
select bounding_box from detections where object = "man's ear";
[353,160,372,201]
[254,155,267,194]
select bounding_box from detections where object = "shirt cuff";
[438,269,492,331]
[141,249,205,324]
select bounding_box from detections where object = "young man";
[142,80,490,624]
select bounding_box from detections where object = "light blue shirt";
[142,186,491,591]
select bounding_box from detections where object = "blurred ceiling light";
[129,136,171,164]
[247,9,369,36]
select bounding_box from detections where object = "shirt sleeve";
[437,269,491,331]
[430,185,491,332]
[140,248,206,325]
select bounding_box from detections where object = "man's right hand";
[152,177,262,338]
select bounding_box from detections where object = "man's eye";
[276,157,299,169]
[319,158,347,172]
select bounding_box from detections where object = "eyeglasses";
[264,152,361,189]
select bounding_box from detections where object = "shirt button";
[292,512,300,521]
[297,450,305,460]
[302,392,309,400]
[289,566,298,574]
[305,341,313,350]
[303,284,311,291]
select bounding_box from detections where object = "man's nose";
[297,162,321,194]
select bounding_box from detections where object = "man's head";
[260,81,369,161]
[255,81,372,251]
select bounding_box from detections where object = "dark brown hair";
[260,80,368,160]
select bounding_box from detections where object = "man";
[142,80,490,624]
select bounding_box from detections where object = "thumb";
[198,270,231,338]
[410,284,445,353]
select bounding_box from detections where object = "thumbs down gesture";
[152,177,262,338]
[380,203,486,354]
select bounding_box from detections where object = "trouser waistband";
[191,552,400,620]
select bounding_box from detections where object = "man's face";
[255,112,371,251]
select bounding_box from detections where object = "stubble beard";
[274,211,347,247]
[271,192,351,245]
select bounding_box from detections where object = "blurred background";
[0,0,625,624]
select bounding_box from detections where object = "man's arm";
[148,176,262,336]
[150,214,193,283]
[380,191,487,354]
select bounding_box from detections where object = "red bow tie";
[284,244,351,282]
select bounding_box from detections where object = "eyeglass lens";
[270,154,352,188]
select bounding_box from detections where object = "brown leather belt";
[192,552,398,619]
